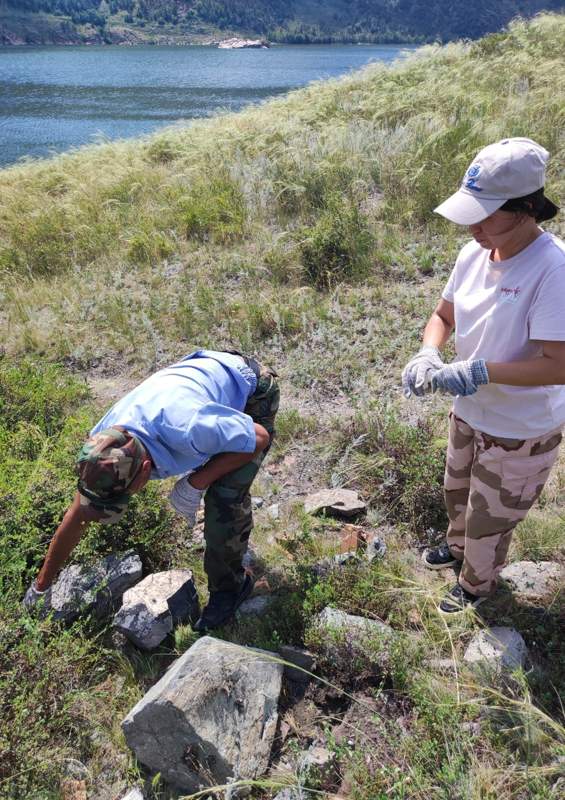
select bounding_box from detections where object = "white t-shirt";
[442,231,565,438]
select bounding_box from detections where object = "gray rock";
[122,636,283,793]
[464,627,528,672]
[311,551,361,578]
[279,645,316,684]
[304,489,366,519]
[333,551,360,567]
[298,744,338,789]
[266,503,280,520]
[62,758,90,780]
[238,595,273,616]
[366,536,387,562]
[225,780,252,799]
[315,606,394,667]
[121,790,145,800]
[218,37,269,49]
[251,496,264,509]
[241,545,258,570]
[272,789,305,800]
[499,561,564,601]
[46,551,142,624]
[113,570,199,650]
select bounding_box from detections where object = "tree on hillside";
[3,0,565,41]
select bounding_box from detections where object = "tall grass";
[0,14,563,366]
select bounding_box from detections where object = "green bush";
[300,194,374,289]
[176,173,247,243]
[0,356,90,436]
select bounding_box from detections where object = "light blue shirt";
[91,350,258,479]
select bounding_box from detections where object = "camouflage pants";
[444,412,562,596]
[204,361,279,593]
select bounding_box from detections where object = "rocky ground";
[45,461,565,799]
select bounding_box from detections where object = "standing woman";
[402,138,564,613]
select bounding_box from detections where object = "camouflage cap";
[76,427,146,523]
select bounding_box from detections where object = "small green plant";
[300,193,374,289]
[273,408,319,451]
[176,173,247,244]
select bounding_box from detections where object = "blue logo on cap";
[465,164,483,192]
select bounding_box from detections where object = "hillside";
[1,0,565,44]
[0,13,564,800]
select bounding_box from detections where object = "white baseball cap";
[434,137,552,225]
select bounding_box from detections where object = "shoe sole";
[437,596,486,615]
[421,549,458,570]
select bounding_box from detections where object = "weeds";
[328,401,447,533]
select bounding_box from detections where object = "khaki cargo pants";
[204,360,279,593]
[444,412,562,596]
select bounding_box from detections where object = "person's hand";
[23,581,52,614]
[169,477,204,527]
[431,359,489,397]
[402,346,444,398]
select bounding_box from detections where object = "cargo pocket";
[500,450,557,507]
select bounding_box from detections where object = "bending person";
[403,137,564,613]
[24,349,279,631]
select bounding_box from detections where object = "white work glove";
[402,346,444,398]
[23,580,51,613]
[169,477,204,527]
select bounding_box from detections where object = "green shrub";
[176,173,247,243]
[0,356,90,435]
[300,194,374,289]
[127,230,174,265]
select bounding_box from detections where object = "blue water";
[0,43,414,166]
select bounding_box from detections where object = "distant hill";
[1,0,565,45]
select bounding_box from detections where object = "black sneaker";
[422,543,458,570]
[439,583,486,614]
[192,574,255,632]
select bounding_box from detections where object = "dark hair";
[500,188,559,222]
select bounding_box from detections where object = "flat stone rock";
[272,789,306,800]
[339,524,366,553]
[121,790,145,800]
[499,561,564,600]
[304,489,366,519]
[122,636,283,793]
[113,570,199,650]
[315,607,394,667]
[45,551,142,624]
[464,627,527,672]
[238,595,273,616]
[279,645,316,684]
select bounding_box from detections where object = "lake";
[0,43,414,167]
